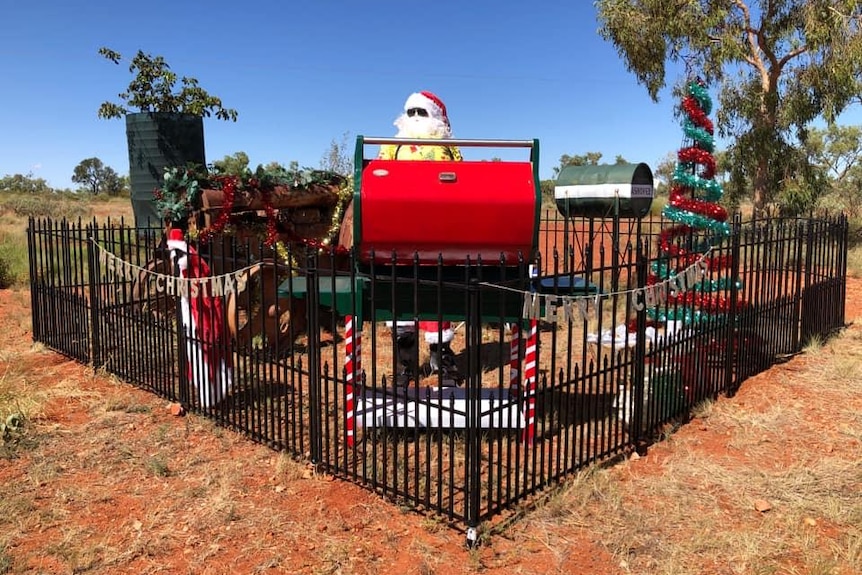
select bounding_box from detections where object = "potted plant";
[98,47,238,229]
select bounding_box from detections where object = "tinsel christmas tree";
[648,78,741,325]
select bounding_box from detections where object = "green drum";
[554,162,654,219]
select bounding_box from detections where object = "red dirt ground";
[1,277,860,574]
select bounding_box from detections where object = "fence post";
[724,214,742,397]
[464,278,482,548]
[174,249,190,407]
[792,218,806,351]
[804,217,816,335]
[86,225,102,369]
[838,214,849,327]
[631,236,648,454]
[26,218,39,341]
[306,250,323,465]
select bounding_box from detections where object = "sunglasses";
[406,107,429,117]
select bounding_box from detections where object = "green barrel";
[126,112,206,228]
[554,162,654,219]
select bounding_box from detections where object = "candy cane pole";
[522,320,538,446]
[345,315,360,447]
[509,323,520,397]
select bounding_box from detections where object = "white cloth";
[587,321,687,351]
[168,238,233,408]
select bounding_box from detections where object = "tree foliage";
[211,152,251,176]
[596,0,862,213]
[553,152,604,177]
[544,152,631,206]
[653,152,677,196]
[97,47,238,121]
[72,158,124,196]
[319,132,354,177]
[797,124,862,214]
[0,173,52,194]
[553,152,630,178]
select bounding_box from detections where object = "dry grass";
[1,196,860,573]
[3,319,860,573]
[520,319,862,575]
[847,244,862,279]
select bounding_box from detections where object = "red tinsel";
[658,224,693,258]
[199,175,237,244]
[302,238,350,255]
[667,291,745,314]
[682,96,714,133]
[707,254,733,271]
[668,196,728,222]
[260,188,278,247]
[669,185,728,221]
[677,146,716,179]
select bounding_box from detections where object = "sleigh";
[131,137,600,357]
[276,137,599,329]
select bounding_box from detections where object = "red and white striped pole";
[345,315,360,447]
[508,323,520,397]
[522,319,538,446]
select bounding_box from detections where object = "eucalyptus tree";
[802,124,862,214]
[71,158,124,196]
[552,152,604,178]
[595,0,862,214]
[211,152,250,176]
[653,152,677,196]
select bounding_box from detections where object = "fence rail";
[27,211,848,543]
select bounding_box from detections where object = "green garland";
[154,164,346,228]
[153,164,206,223]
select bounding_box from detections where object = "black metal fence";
[27,212,848,544]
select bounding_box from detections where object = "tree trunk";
[752,76,780,218]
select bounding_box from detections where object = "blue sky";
[3,1,855,192]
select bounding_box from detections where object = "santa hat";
[166,228,187,252]
[404,91,449,126]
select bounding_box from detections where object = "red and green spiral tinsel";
[648,79,742,324]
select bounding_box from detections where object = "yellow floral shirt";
[378,143,462,161]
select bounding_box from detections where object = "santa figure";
[380,91,462,385]
[166,228,233,407]
[379,91,462,161]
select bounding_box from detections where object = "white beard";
[394,114,452,139]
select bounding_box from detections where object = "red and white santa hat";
[166,228,187,251]
[404,91,449,126]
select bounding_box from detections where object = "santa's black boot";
[395,331,417,386]
[429,342,461,387]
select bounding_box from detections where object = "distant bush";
[0,192,91,289]
[0,173,52,195]
[0,242,27,288]
[0,256,11,289]
[0,194,90,220]
[649,192,668,217]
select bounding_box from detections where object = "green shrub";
[0,241,27,289]
[0,194,89,220]
[650,192,668,217]
[0,257,11,289]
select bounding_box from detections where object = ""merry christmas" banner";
[94,242,255,299]
[487,252,712,325]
